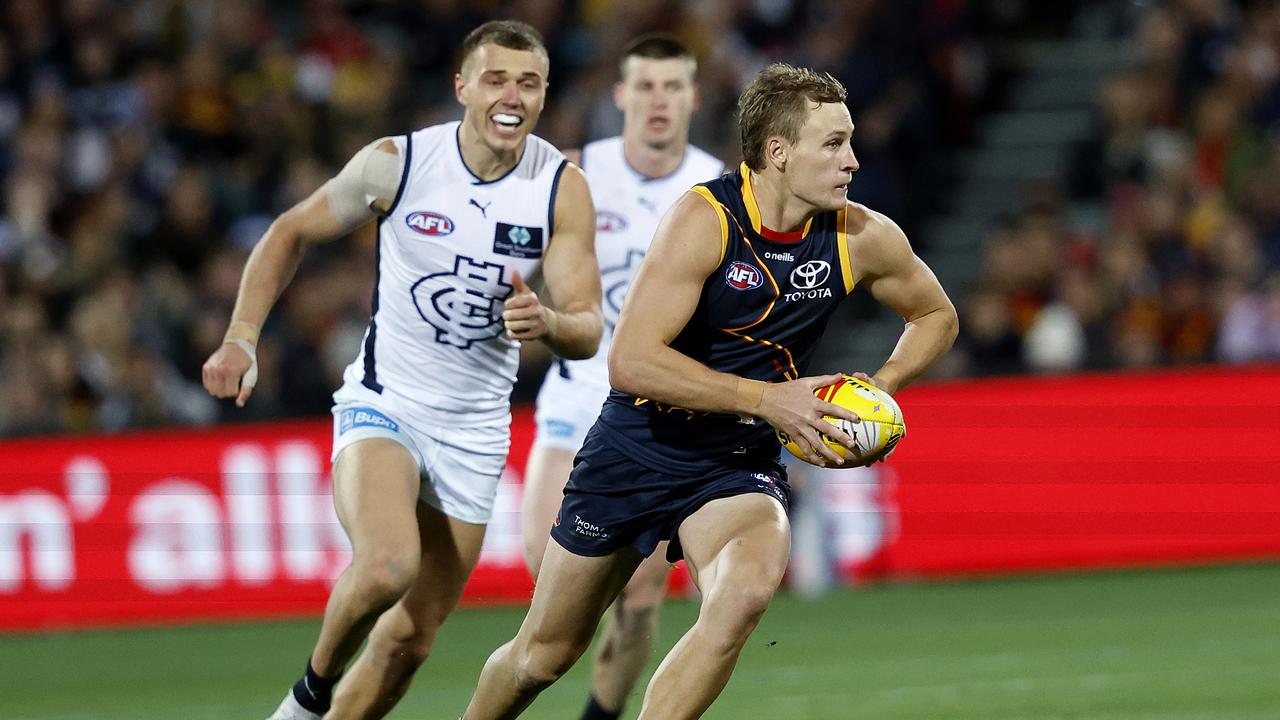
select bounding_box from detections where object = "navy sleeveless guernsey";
[595,163,857,471]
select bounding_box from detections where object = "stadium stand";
[1,0,1276,437]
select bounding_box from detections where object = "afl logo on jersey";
[406,211,455,236]
[725,261,763,291]
[596,210,628,233]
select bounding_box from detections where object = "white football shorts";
[331,381,510,525]
[533,360,611,452]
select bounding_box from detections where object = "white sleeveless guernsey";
[534,137,724,449]
[339,121,568,426]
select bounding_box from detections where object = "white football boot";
[266,691,322,720]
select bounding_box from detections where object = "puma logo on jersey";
[468,198,490,217]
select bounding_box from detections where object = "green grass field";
[4,562,1279,720]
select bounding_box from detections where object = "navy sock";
[580,694,622,720]
[291,661,341,715]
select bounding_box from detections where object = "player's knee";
[512,639,585,693]
[522,535,547,579]
[354,549,420,607]
[385,636,434,671]
[709,580,776,635]
[613,592,661,638]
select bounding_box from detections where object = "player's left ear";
[767,136,788,171]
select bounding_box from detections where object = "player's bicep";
[542,163,601,313]
[614,192,724,348]
[853,210,953,322]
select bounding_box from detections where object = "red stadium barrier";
[868,364,1280,580]
[1,366,1278,631]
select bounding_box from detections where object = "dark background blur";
[1,0,1277,437]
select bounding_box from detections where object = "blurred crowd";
[952,0,1280,376]
[0,0,983,437]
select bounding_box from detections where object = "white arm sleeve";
[325,136,406,229]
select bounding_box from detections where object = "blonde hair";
[738,64,847,170]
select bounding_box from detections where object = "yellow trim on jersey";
[836,207,855,294]
[690,186,730,264]
[739,163,814,238]
[738,163,763,234]
[719,214,800,379]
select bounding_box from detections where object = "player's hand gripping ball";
[777,374,905,466]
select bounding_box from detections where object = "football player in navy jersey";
[462,63,957,719]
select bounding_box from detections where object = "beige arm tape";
[325,137,405,229]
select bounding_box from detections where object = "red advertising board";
[1,366,1278,631]
[876,365,1280,578]
[0,416,545,631]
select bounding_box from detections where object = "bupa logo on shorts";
[493,222,543,259]
[406,211,455,236]
[544,419,576,438]
[596,210,628,233]
[340,406,401,434]
[724,261,763,291]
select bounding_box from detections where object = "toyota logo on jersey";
[784,260,834,302]
[725,261,763,290]
[790,260,830,290]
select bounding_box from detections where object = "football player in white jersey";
[523,34,724,720]
[201,21,602,720]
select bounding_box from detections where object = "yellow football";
[776,375,906,466]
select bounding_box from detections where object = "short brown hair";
[619,34,695,78]
[460,20,547,71]
[738,63,847,170]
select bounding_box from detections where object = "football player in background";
[523,33,723,720]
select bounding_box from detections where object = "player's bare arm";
[504,162,603,359]
[846,203,958,395]
[202,138,401,406]
[610,192,859,465]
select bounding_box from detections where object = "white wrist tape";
[225,338,259,389]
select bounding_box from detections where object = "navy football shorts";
[549,426,792,563]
